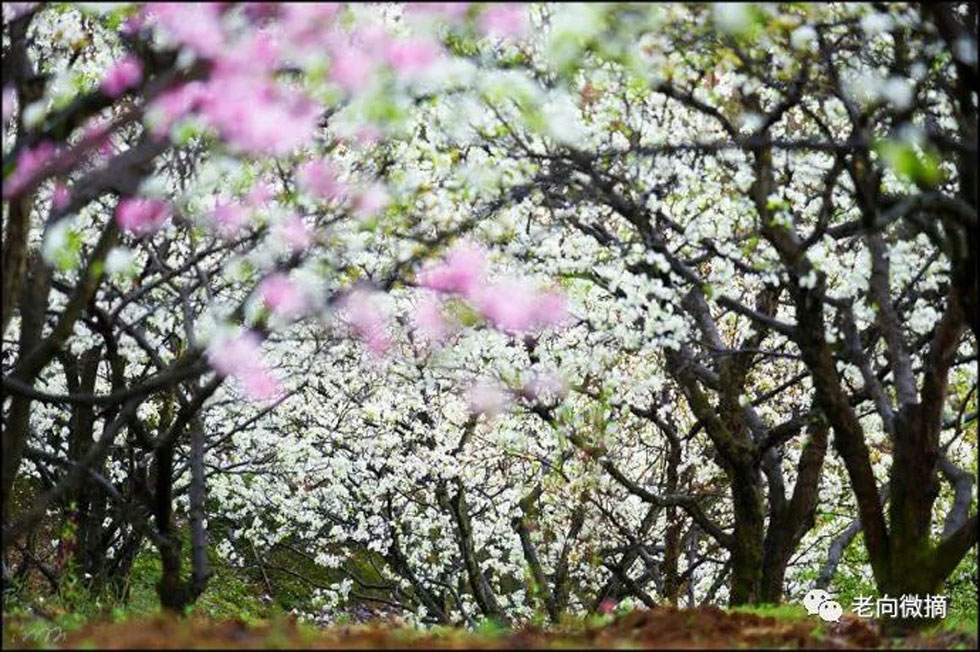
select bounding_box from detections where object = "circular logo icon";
[803,589,830,615]
[818,599,843,623]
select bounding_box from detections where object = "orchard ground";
[3,605,978,650]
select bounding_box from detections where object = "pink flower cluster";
[146,5,321,155]
[404,3,472,20]
[297,160,345,202]
[101,56,143,98]
[52,183,71,210]
[3,142,57,199]
[478,5,528,38]
[466,380,511,416]
[115,197,172,236]
[325,25,444,95]
[258,273,308,321]
[273,214,312,253]
[2,86,15,125]
[416,241,568,337]
[210,201,251,240]
[354,183,389,219]
[208,330,285,402]
[339,287,389,356]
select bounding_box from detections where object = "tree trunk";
[727,465,765,605]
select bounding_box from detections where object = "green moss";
[727,603,811,622]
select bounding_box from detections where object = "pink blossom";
[466,380,511,416]
[210,201,250,239]
[3,142,57,198]
[2,86,15,125]
[281,3,340,47]
[412,293,451,344]
[150,3,226,59]
[258,273,308,320]
[329,47,377,94]
[418,241,487,296]
[472,281,568,334]
[101,56,143,98]
[207,330,284,402]
[354,183,389,218]
[523,370,568,402]
[353,124,383,146]
[297,160,345,201]
[245,179,275,207]
[81,118,116,159]
[208,330,265,378]
[534,289,569,328]
[240,366,285,402]
[241,2,283,24]
[199,76,321,154]
[115,198,171,236]
[214,29,280,77]
[147,81,207,139]
[52,183,71,210]
[274,214,312,252]
[384,37,441,75]
[478,5,528,38]
[121,10,146,36]
[404,2,471,20]
[598,598,617,615]
[340,288,390,356]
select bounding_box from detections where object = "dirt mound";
[589,606,879,649]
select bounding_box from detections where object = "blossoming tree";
[2,1,976,635]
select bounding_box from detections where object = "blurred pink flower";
[52,183,71,210]
[259,273,308,320]
[340,288,390,356]
[412,293,450,344]
[329,47,376,94]
[246,179,275,207]
[2,86,15,125]
[466,381,511,416]
[297,160,345,201]
[207,330,284,402]
[3,142,56,198]
[214,29,281,76]
[147,81,207,139]
[523,370,568,402]
[200,75,320,154]
[211,201,250,239]
[150,3,226,59]
[404,2,471,20]
[121,10,146,36]
[353,124,383,146]
[240,366,284,402]
[384,37,441,75]
[101,56,143,98]
[80,118,116,159]
[208,330,264,377]
[281,3,340,46]
[598,598,617,615]
[275,214,312,252]
[473,282,568,334]
[534,289,569,327]
[115,198,171,236]
[478,5,528,38]
[418,241,487,296]
[354,183,389,218]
